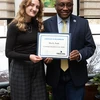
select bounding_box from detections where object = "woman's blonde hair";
[11,0,44,32]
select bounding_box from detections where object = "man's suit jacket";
[44,14,96,88]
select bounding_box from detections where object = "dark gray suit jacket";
[44,14,96,87]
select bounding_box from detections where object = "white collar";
[57,14,70,24]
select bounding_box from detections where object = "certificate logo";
[56,51,65,55]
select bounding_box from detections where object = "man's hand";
[69,50,80,61]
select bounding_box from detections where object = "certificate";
[37,33,71,59]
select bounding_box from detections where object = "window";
[78,0,100,75]
[88,19,100,34]
[0,38,9,82]
[0,20,9,84]
[87,34,100,74]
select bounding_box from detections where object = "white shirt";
[57,14,70,33]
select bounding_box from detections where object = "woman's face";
[25,0,40,18]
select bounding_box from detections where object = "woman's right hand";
[29,54,42,63]
[44,58,53,64]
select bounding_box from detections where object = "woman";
[5,0,48,100]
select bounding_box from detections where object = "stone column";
[73,0,77,15]
[14,0,22,16]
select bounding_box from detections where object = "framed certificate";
[37,33,71,59]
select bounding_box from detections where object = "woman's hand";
[29,54,42,63]
[44,58,53,64]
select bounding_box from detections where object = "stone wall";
[80,0,100,18]
[0,0,14,18]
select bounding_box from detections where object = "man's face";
[55,0,73,19]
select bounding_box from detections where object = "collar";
[57,14,70,24]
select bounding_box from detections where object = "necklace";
[26,23,32,33]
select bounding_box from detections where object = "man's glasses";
[56,2,73,8]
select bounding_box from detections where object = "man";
[44,0,96,100]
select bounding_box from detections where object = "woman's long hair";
[11,0,44,32]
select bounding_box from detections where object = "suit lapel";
[49,16,58,33]
[48,15,77,33]
[69,15,77,50]
[69,15,77,34]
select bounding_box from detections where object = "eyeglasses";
[56,2,73,8]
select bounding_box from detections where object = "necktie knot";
[62,20,67,33]
[62,20,66,24]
